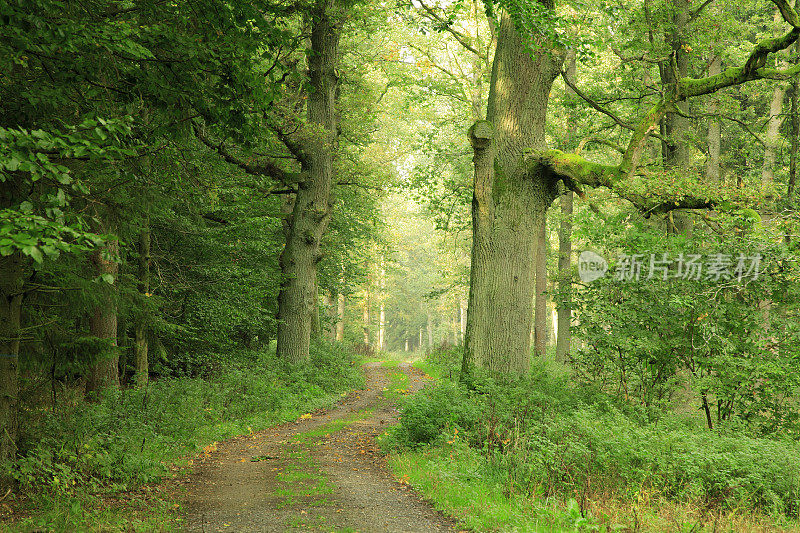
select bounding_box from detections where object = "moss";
[468,120,493,149]
[539,149,621,188]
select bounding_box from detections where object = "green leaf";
[23,245,43,263]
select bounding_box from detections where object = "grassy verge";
[384,350,800,532]
[3,341,364,532]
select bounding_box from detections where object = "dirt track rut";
[177,362,460,533]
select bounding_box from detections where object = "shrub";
[396,354,800,516]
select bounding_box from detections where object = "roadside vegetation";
[3,342,363,531]
[386,347,800,532]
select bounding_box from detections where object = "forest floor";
[172,361,461,532]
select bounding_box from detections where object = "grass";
[384,351,800,532]
[388,437,800,532]
[294,409,374,443]
[389,446,576,532]
[412,359,443,380]
[384,371,411,401]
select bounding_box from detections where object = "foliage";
[568,206,800,435]
[389,351,800,519]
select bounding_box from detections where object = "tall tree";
[276,0,341,363]
[463,0,800,376]
[462,7,563,375]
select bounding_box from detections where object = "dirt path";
[175,362,461,532]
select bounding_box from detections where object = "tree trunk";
[134,225,150,387]
[763,8,790,187]
[426,311,434,349]
[705,55,722,182]
[86,238,121,394]
[0,251,24,468]
[533,215,548,358]
[790,58,799,203]
[276,0,339,364]
[462,9,563,376]
[556,51,576,362]
[661,0,693,236]
[378,260,385,350]
[459,298,466,344]
[323,292,336,340]
[336,292,345,341]
[452,310,460,345]
[556,188,572,361]
[762,82,787,185]
[378,302,385,351]
[363,269,370,347]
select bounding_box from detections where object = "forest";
[3,0,800,530]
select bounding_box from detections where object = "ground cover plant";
[385,348,800,531]
[4,342,363,531]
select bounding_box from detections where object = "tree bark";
[463,9,563,376]
[86,238,121,394]
[763,8,790,187]
[706,55,722,182]
[534,215,548,358]
[378,302,385,351]
[556,51,577,362]
[0,251,24,467]
[362,282,370,347]
[556,187,572,361]
[134,225,150,387]
[763,82,787,185]
[459,298,466,344]
[378,260,385,350]
[323,292,336,340]
[426,311,434,349]
[790,58,799,203]
[276,0,339,364]
[661,0,693,236]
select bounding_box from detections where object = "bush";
[390,380,479,447]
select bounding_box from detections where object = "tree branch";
[414,0,482,57]
[680,0,800,98]
[561,70,669,144]
[193,124,305,185]
[534,149,714,216]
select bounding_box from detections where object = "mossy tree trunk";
[790,53,799,202]
[461,0,800,377]
[533,216,548,358]
[556,52,577,363]
[276,0,339,364]
[705,55,722,182]
[462,8,563,376]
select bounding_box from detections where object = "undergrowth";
[4,341,363,531]
[385,347,800,531]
